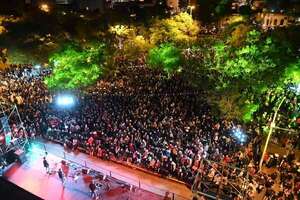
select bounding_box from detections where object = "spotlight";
[34,65,41,69]
[289,83,300,95]
[55,95,75,107]
[232,127,247,144]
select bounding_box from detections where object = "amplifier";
[82,168,89,174]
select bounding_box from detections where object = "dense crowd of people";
[0,65,299,199]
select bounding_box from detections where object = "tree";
[109,25,137,50]
[147,43,182,77]
[215,0,232,16]
[149,12,200,45]
[228,23,251,47]
[196,0,233,20]
[44,43,106,89]
[185,28,297,121]
[123,35,153,61]
[211,30,285,89]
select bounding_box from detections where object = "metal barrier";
[192,158,249,200]
[29,140,190,200]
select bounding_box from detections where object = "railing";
[29,139,190,200]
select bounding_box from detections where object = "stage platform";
[2,139,191,200]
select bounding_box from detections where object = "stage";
[2,139,191,200]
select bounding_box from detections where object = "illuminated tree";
[109,25,137,49]
[229,23,251,47]
[147,43,182,77]
[149,12,200,45]
[44,43,106,89]
[123,35,153,61]
[186,28,298,121]
[210,30,283,88]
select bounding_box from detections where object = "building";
[250,0,265,11]
[231,0,248,11]
[24,0,106,12]
[257,12,292,29]
[107,0,157,8]
[74,0,105,11]
[166,0,179,12]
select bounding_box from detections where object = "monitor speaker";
[82,168,88,174]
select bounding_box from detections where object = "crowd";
[0,65,299,199]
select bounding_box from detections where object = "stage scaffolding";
[0,102,28,157]
[192,158,249,200]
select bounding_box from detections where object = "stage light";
[55,95,75,107]
[34,64,41,69]
[289,83,300,95]
[232,127,247,144]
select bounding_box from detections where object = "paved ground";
[268,142,300,158]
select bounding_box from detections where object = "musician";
[89,180,96,197]
[43,157,50,174]
[73,172,79,183]
[58,168,65,186]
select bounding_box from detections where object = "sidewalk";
[268,142,300,158]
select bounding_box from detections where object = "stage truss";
[0,102,28,157]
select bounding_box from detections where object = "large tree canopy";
[44,43,106,89]
[182,27,298,121]
[147,43,182,77]
[149,12,200,45]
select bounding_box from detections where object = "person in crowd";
[1,64,299,199]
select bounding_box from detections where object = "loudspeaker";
[14,149,26,164]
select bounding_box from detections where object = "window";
[274,19,278,26]
[266,19,269,25]
[280,19,284,25]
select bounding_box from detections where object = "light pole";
[258,96,286,171]
[188,5,195,16]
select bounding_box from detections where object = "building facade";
[257,13,291,29]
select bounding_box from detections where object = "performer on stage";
[89,180,96,198]
[43,157,50,174]
[73,172,79,183]
[58,168,65,186]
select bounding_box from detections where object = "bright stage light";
[288,84,300,95]
[232,127,247,144]
[34,64,41,69]
[55,95,75,107]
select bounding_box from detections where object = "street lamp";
[40,4,50,13]
[188,5,195,16]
